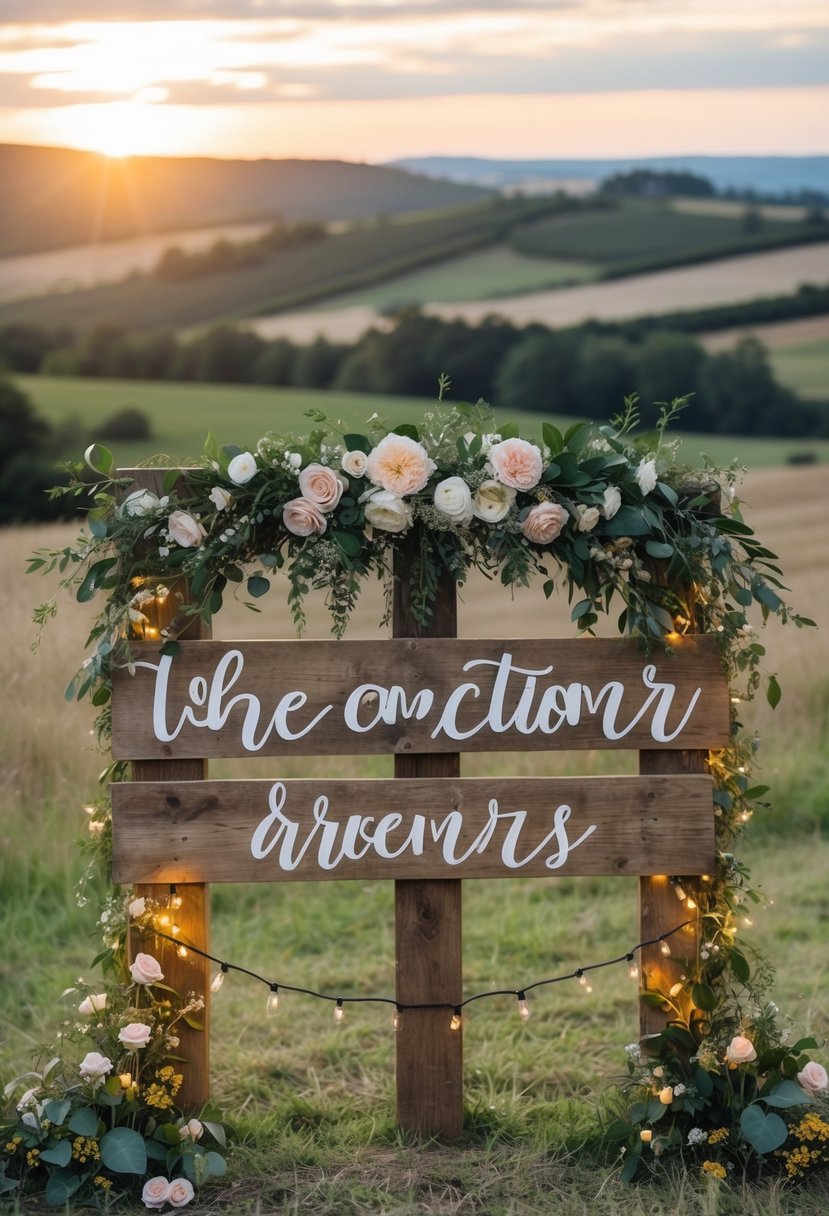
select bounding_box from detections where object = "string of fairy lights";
[150,887,698,1031]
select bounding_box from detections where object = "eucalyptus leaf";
[739,1105,788,1154]
[68,1106,99,1136]
[100,1127,147,1175]
[762,1079,811,1109]
[39,1139,72,1167]
[45,1168,83,1206]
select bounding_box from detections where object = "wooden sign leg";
[393,552,463,1138]
[638,748,705,1043]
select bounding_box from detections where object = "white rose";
[167,510,206,549]
[797,1061,829,1095]
[287,451,302,470]
[168,1178,195,1208]
[128,897,146,919]
[602,485,622,519]
[78,993,108,1016]
[635,458,657,496]
[433,476,473,524]
[178,1118,204,1142]
[227,451,258,485]
[16,1087,41,1111]
[129,952,164,985]
[141,1177,172,1210]
[341,450,368,478]
[472,479,516,523]
[364,490,413,533]
[121,489,161,517]
[118,1022,153,1049]
[79,1051,113,1082]
[209,486,232,511]
[573,504,601,532]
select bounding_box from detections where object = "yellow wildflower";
[94,1175,113,1190]
[707,1127,729,1144]
[701,1160,727,1180]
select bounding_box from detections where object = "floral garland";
[11,395,826,1201]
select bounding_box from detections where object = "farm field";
[1,461,827,1213]
[17,373,829,469]
[697,317,829,401]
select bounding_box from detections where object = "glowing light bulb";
[673,884,687,902]
[669,982,684,998]
[176,945,188,959]
[266,986,279,1017]
[450,1009,462,1031]
[392,1008,402,1032]
[627,956,639,980]
[660,941,671,957]
[333,1000,344,1024]
[686,898,697,911]
[210,964,228,993]
[576,971,593,994]
[517,993,530,1022]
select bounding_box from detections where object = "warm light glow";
[266,988,280,1017]
[392,1008,402,1031]
[450,1010,462,1031]
[333,1000,345,1024]
[517,995,531,1021]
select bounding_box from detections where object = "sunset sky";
[1,1,827,162]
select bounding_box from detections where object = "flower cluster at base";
[0,942,227,1209]
[610,1024,829,1183]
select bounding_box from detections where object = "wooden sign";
[111,774,715,884]
[111,636,729,759]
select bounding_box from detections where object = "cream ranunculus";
[168,1178,195,1208]
[341,449,368,478]
[488,437,543,491]
[227,451,258,485]
[118,1022,153,1049]
[178,1118,204,1142]
[433,476,473,524]
[299,462,346,512]
[128,896,146,919]
[365,433,436,495]
[121,489,162,517]
[635,458,658,496]
[282,497,327,537]
[364,490,413,533]
[129,952,165,986]
[167,510,206,549]
[209,486,232,511]
[797,1061,829,1094]
[472,479,516,523]
[658,1086,674,1105]
[602,485,622,519]
[141,1177,172,1210]
[79,1051,113,1083]
[78,993,108,1016]
[725,1035,757,1066]
[573,504,601,532]
[521,502,568,545]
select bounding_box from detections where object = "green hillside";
[0,143,491,258]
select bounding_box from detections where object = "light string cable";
[148,900,697,1024]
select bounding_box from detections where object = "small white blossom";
[687,1128,707,1146]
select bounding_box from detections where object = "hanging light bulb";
[210,963,229,993]
[176,945,188,959]
[169,884,183,911]
[392,1007,402,1032]
[516,992,531,1022]
[686,897,697,911]
[673,882,687,902]
[333,999,345,1024]
[627,955,639,980]
[576,970,593,994]
[660,940,672,957]
[266,985,279,1017]
[449,1008,462,1031]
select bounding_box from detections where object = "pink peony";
[141,1177,172,1209]
[167,511,206,549]
[488,438,543,490]
[298,463,345,512]
[521,502,568,545]
[797,1061,828,1094]
[168,1178,195,1208]
[282,497,327,537]
[725,1035,757,1066]
[366,433,435,495]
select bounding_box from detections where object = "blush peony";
[282,497,327,537]
[167,510,206,549]
[797,1061,828,1094]
[141,1177,172,1210]
[725,1035,757,1066]
[488,437,543,490]
[365,433,435,495]
[521,502,568,545]
[298,463,345,512]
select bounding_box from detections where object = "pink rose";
[521,502,568,545]
[488,438,543,490]
[167,510,206,549]
[298,463,345,512]
[366,433,435,496]
[725,1035,757,1066]
[79,1051,113,1082]
[129,952,164,985]
[142,1177,172,1209]
[118,1022,153,1049]
[178,1118,204,1141]
[78,993,107,1016]
[797,1061,828,1094]
[168,1178,195,1208]
[282,497,327,537]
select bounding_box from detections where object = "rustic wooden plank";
[110,774,715,884]
[120,468,211,1113]
[111,635,730,759]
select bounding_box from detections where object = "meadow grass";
[1,463,827,1212]
[17,373,829,471]
[770,341,829,402]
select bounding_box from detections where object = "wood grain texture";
[111,635,730,759]
[110,774,715,884]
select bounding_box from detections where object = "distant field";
[17,374,829,469]
[696,316,829,402]
[769,341,829,401]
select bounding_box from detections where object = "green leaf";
[604,1119,633,1143]
[644,540,674,559]
[640,991,667,1009]
[739,1105,788,1154]
[68,1107,99,1137]
[201,1120,226,1149]
[77,557,119,603]
[620,1152,641,1183]
[332,530,363,558]
[542,422,564,455]
[206,1150,227,1176]
[691,983,718,1012]
[43,1098,71,1125]
[601,506,651,537]
[159,640,182,659]
[730,949,751,984]
[146,1140,169,1161]
[45,1168,82,1206]
[88,517,108,539]
[763,1079,811,1109]
[766,675,782,709]
[91,684,111,707]
[693,1067,714,1098]
[203,432,222,464]
[394,424,420,441]
[790,1037,819,1053]
[163,467,181,496]
[100,1127,148,1175]
[343,433,370,454]
[39,1139,72,1166]
[84,443,115,477]
[247,575,270,598]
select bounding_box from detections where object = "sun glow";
[46,99,198,159]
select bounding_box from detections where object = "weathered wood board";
[111,636,729,759]
[111,774,715,884]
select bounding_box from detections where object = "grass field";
[17,373,829,470]
[1,461,828,1214]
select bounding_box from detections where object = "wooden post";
[121,469,212,1112]
[393,547,463,1138]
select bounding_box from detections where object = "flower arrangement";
[22,391,822,1193]
[1,926,227,1209]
